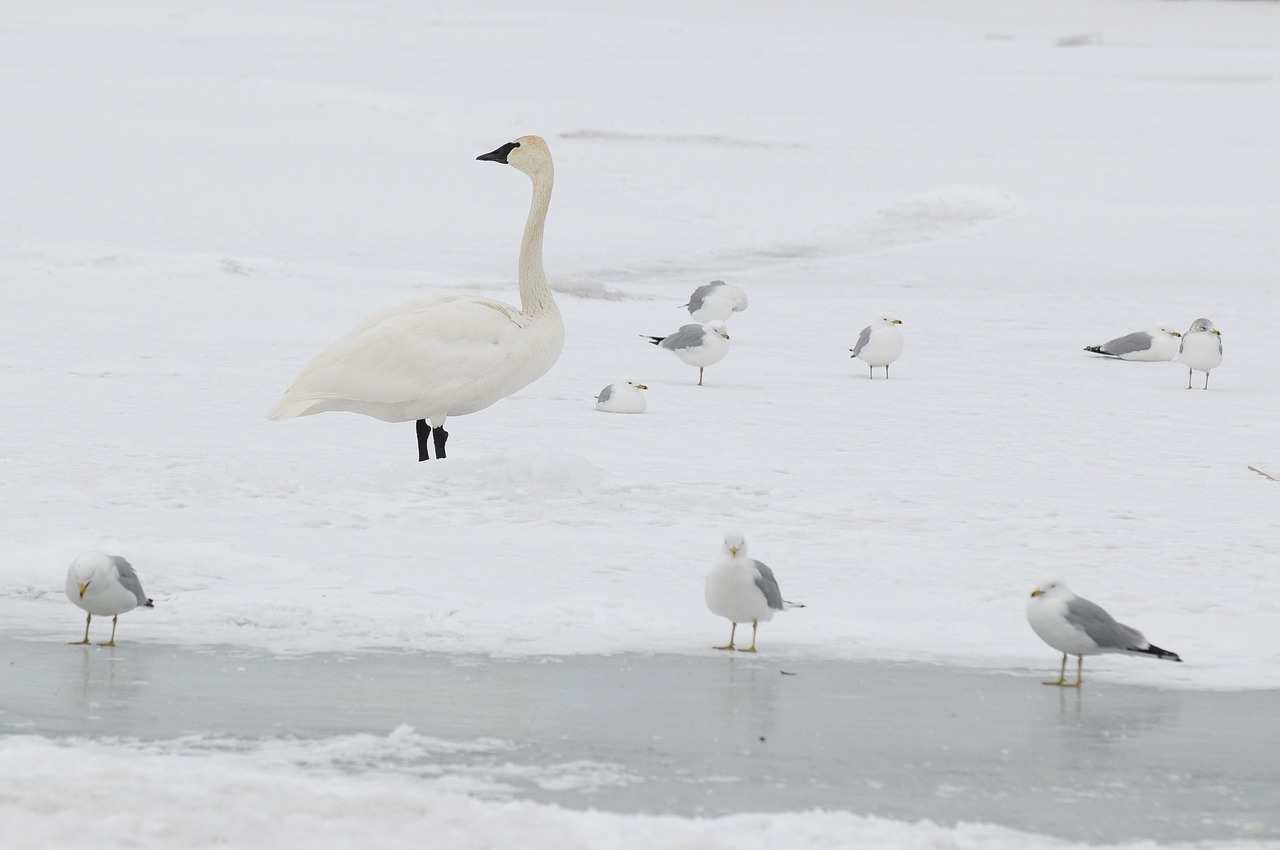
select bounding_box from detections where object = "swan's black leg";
[416,420,432,462]
[433,426,449,460]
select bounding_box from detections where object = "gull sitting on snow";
[1084,325,1181,361]
[705,532,803,653]
[595,378,648,413]
[1026,579,1181,687]
[66,551,154,646]
[642,321,730,386]
[850,314,904,379]
[682,280,748,323]
[1178,318,1223,390]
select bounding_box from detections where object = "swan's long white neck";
[518,168,557,316]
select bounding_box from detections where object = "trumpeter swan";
[267,135,565,460]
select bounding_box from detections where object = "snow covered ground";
[3,0,1279,846]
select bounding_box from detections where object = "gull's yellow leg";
[98,615,118,647]
[713,622,737,651]
[1066,655,1084,688]
[1186,368,1193,390]
[738,620,759,653]
[70,613,91,645]
[698,367,704,387]
[1042,653,1068,686]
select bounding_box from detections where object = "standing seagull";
[704,532,803,653]
[642,321,730,386]
[682,280,749,323]
[595,378,648,414]
[1026,579,1181,687]
[267,136,565,461]
[66,551,154,647]
[1178,318,1223,390]
[1084,325,1181,361]
[850,314,904,379]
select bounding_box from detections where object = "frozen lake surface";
[4,638,1276,844]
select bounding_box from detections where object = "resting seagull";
[682,280,748,323]
[850,314,904,379]
[595,378,647,414]
[1084,325,1181,361]
[1178,318,1223,390]
[66,551,154,646]
[267,136,565,460]
[704,532,803,653]
[1026,579,1180,687]
[642,321,730,386]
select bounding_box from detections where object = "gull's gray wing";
[596,384,613,404]
[1217,335,1224,355]
[752,560,785,611]
[1179,335,1188,355]
[1065,597,1146,650]
[111,556,149,606]
[1098,331,1153,357]
[851,325,872,357]
[683,281,722,312]
[659,324,708,352]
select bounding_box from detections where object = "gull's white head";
[1156,325,1181,338]
[618,377,647,391]
[877,314,903,326]
[722,532,747,558]
[1186,317,1219,336]
[1029,578,1070,599]
[67,551,109,600]
[708,320,730,341]
[477,135,553,180]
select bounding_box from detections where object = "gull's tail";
[782,600,805,610]
[640,335,665,347]
[1131,643,1181,662]
[143,598,154,608]
[1083,345,1114,356]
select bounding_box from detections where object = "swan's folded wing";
[274,298,527,408]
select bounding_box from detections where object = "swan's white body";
[850,314,904,377]
[268,135,564,440]
[595,378,647,414]
[1178,318,1223,389]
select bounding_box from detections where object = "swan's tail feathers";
[641,335,666,347]
[1131,643,1181,662]
[267,394,327,421]
[1084,345,1114,356]
[782,600,805,610]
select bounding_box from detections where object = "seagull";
[1179,318,1223,389]
[595,378,648,413]
[1026,579,1181,687]
[850,314,904,379]
[682,280,749,323]
[642,321,730,386]
[66,551,154,646]
[267,136,565,461]
[704,532,803,653]
[1084,325,1181,361]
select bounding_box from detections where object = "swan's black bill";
[477,141,520,163]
